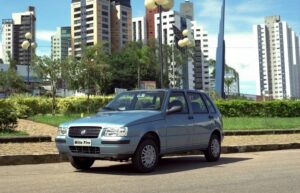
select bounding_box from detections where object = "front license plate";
[73,139,92,146]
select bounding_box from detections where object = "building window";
[102,11,108,16]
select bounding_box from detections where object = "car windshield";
[102,91,165,111]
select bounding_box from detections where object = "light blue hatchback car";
[56,89,223,172]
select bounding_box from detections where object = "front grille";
[69,146,100,154]
[69,127,101,138]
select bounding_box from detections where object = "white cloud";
[197,0,222,19]
[234,0,267,14]
[208,33,259,94]
[36,30,55,42]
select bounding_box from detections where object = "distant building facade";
[71,0,111,58]
[51,27,71,61]
[254,16,300,99]
[192,21,210,91]
[1,6,36,65]
[110,0,132,52]
[154,10,194,89]
[70,0,132,57]
[180,0,194,20]
[132,17,147,44]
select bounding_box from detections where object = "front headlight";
[103,127,128,137]
[58,126,68,136]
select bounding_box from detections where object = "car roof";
[124,89,206,94]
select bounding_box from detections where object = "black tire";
[204,134,221,162]
[132,139,159,173]
[69,157,94,170]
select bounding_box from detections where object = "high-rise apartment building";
[254,16,300,99]
[1,6,36,65]
[70,0,132,57]
[180,0,194,20]
[154,10,194,89]
[146,7,169,41]
[51,27,71,61]
[71,0,111,58]
[132,17,147,44]
[110,0,132,52]
[192,21,210,91]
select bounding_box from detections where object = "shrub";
[0,95,113,117]
[1,95,300,118]
[0,103,18,131]
[215,100,300,117]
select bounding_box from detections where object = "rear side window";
[202,94,216,113]
[187,92,208,114]
[168,92,189,113]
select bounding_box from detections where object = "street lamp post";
[145,0,174,88]
[21,32,36,92]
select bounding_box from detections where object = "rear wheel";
[204,134,221,162]
[132,139,159,173]
[70,157,94,170]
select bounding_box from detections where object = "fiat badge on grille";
[81,129,86,135]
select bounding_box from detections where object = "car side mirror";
[167,105,182,114]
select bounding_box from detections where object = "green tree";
[65,44,110,112]
[0,52,25,95]
[32,55,61,115]
[123,42,152,88]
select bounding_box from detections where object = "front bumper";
[55,135,139,159]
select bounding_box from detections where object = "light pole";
[178,29,194,89]
[145,0,174,88]
[21,32,36,92]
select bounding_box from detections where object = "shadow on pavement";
[77,155,252,176]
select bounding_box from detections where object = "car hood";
[62,111,164,128]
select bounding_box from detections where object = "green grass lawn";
[29,114,300,131]
[0,130,28,137]
[224,117,300,130]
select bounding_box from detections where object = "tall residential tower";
[1,6,36,65]
[51,27,71,61]
[254,16,300,99]
[71,0,111,58]
[70,0,132,57]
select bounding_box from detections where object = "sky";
[0,0,300,94]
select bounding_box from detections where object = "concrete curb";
[0,154,67,166]
[1,143,300,166]
[224,129,300,136]
[0,136,52,144]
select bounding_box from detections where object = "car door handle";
[208,115,214,119]
[188,115,194,120]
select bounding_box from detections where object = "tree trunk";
[137,64,141,89]
[87,90,90,114]
[51,81,56,116]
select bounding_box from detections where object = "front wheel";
[70,157,94,170]
[132,139,159,173]
[204,134,221,162]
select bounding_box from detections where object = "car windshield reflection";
[101,91,165,112]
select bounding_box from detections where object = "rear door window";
[202,94,216,114]
[187,92,208,114]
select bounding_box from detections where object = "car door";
[165,91,194,152]
[201,93,218,145]
[187,92,211,148]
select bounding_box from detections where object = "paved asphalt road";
[1,150,300,193]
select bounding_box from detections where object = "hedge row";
[215,100,300,117]
[0,95,113,118]
[1,96,300,118]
